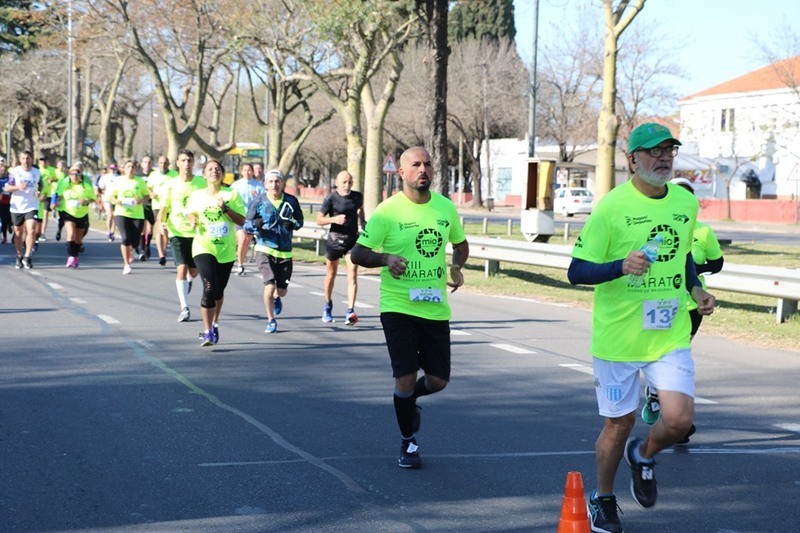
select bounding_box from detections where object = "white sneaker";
[122,265,132,275]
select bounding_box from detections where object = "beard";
[638,166,672,187]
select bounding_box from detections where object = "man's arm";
[351,243,408,279]
[448,240,469,292]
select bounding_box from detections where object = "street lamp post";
[67,0,73,165]
[527,0,539,159]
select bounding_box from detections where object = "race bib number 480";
[642,298,679,330]
[409,288,443,303]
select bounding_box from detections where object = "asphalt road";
[1,228,799,532]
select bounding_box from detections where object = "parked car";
[554,187,593,217]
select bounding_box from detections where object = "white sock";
[176,279,189,308]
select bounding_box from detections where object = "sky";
[514,0,799,103]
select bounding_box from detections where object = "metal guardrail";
[295,225,800,324]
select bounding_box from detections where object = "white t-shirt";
[97,173,120,201]
[8,166,41,214]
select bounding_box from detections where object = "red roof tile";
[681,56,800,101]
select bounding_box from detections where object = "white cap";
[670,176,694,192]
[266,168,284,180]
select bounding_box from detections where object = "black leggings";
[114,216,144,247]
[193,253,234,308]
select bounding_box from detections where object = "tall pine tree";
[449,0,516,43]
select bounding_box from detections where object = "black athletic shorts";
[325,231,358,261]
[256,252,292,289]
[169,236,196,268]
[60,212,90,231]
[380,312,451,380]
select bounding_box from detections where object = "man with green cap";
[566,123,716,533]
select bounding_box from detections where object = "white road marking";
[71,298,87,304]
[48,283,63,290]
[451,329,471,336]
[352,300,374,308]
[98,314,120,324]
[491,343,536,354]
[775,423,800,433]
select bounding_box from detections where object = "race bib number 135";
[643,298,679,330]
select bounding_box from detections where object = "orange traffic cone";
[557,471,591,533]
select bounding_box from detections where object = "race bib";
[207,222,228,238]
[643,298,679,330]
[409,288,443,303]
[67,199,80,209]
[121,198,136,207]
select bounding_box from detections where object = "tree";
[615,20,686,148]
[449,0,516,43]
[0,0,50,55]
[536,14,602,162]
[445,38,527,208]
[595,0,646,200]
[279,0,419,215]
[86,0,237,164]
[417,0,449,194]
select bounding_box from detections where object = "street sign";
[382,153,398,174]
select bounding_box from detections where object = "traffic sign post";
[383,153,398,197]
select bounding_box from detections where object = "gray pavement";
[1,226,799,532]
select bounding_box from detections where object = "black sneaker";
[624,437,657,508]
[159,256,167,266]
[22,256,32,269]
[398,439,422,469]
[15,256,23,269]
[676,424,696,445]
[587,492,623,533]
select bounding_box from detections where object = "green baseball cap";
[629,123,681,153]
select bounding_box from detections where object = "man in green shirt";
[568,123,716,533]
[351,146,469,469]
[157,149,206,322]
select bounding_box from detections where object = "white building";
[678,56,800,200]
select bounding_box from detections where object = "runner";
[96,163,120,241]
[230,162,264,275]
[109,160,150,274]
[185,159,246,346]
[157,149,206,322]
[52,164,97,268]
[4,151,42,269]
[146,155,178,266]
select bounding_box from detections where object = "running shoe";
[398,439,422,469]
[178,307,190,322]
[159,256,167,266]
[236,265,245,276]
[107,232,115,242]
[625,437,657,508]
[641,385,660,425]
[265,319,278,334]
[345,309,358,326]
[274,297,282,316]
[15,256,23,269]
[211,322,219,345]
[200,330,213,347]
[38,235,47,242]
[587,491,623,533]
[122,264,132,275]
[66,256,75,268]
[72,257,79,269]
[138,250,147,261]
[321,302,333,323]
[22,256,32,269]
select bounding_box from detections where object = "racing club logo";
[204,205,223,222]
[415,228,443,258]
[650,224,679,262]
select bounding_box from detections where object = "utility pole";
[67,0,73,165]
[527,0,539,158]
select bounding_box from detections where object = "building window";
[720,108,735,132]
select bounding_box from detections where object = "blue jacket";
[244,193,304,252]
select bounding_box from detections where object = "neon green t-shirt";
[571,181,698,362]
[686,221,723,311]
[111,176,150,219]
[357,191,466,321]
[186,187,245,263]
[161,176,207,237]
[56,180,97,218]
[146,169,178,211]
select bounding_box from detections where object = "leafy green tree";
[449,0,515,43]
[0,0,50,55]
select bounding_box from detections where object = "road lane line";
[48,282,64,290]
[491,343,536,354]
[98,314,120,324]
[451,329,471,336]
